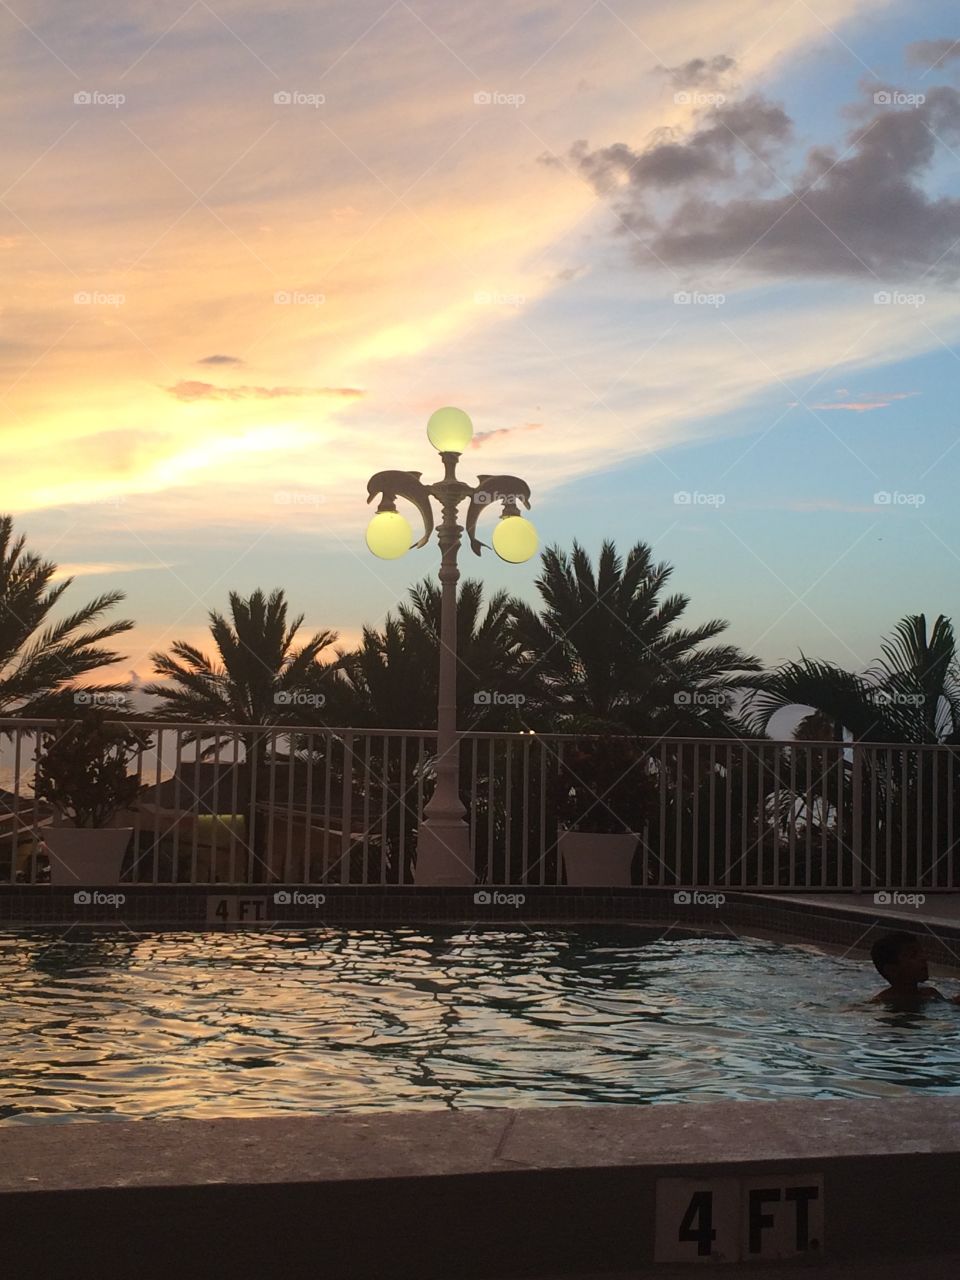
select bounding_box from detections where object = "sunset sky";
[3,0,959,691]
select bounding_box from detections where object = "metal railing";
[1,717,958,889]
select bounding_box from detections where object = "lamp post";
[365,407,537,886]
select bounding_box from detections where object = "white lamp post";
[365,408,537,886]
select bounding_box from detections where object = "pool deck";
[756,891,960,971]
[3,1100,960,1278]
[766,889,960,924]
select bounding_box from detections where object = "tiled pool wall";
[3,886,959,974]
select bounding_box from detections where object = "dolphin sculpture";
[365,470,434,548]
[465,474,532,555]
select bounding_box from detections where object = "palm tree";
[334,616,433,730]
[744,614,960,743]
[144,588,340,876]
[0,514,134,716]
[336,577,525,729]
[510,539,761,733]
[744,615,960,888]
[145,588,339,726]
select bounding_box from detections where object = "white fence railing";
[1,718,958,889]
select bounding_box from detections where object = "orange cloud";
[471,422,543,448]
[789,393,919,412]
[166,382,365,402]
[50,560,175,581]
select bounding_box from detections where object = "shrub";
[32,708,150,828]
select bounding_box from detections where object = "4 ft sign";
[206,896,269,924]
[654,1175,824,1263]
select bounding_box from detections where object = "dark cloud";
[655,54,736,89]
[556,85,960,281]
[166,382,364,402]
[197,354,245,366]
[907,38,960,69]
[551,96,791,196]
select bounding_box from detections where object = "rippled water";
[4,926,960,1124]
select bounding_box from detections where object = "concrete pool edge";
[3,1100,959,1277]
[3,886,960,973]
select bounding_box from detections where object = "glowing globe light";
[366,510,413,559]
[426,406,473,453]
[492,515,538,564]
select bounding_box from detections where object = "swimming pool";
[4,926,960,1123]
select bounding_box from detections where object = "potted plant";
[32,707,150,886]
[556,731,657,886]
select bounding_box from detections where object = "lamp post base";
[414,821,475,886]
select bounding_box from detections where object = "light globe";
[492,515,538,564]
[426,406,473,453]
[366,510,413,559]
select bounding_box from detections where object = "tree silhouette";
[144,588,340,878]
[511,539,760,733]
[744,614,960,743]
[0,514,133,716]
[335,577,525,729]
[145,587,339,726]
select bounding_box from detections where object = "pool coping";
[3,1101,960,1276]
[5,1099,960,1191]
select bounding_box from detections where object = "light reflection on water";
[4,927,960,1123]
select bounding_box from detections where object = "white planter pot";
[559,830,637,887]
[45,826,133,886]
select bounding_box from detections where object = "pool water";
[4,926,960,1123]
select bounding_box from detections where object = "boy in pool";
[870,931,960,1009]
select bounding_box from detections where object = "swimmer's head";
[871,931,928,984]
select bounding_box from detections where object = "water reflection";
[2,927,960,1123]
[26,929,140,977]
